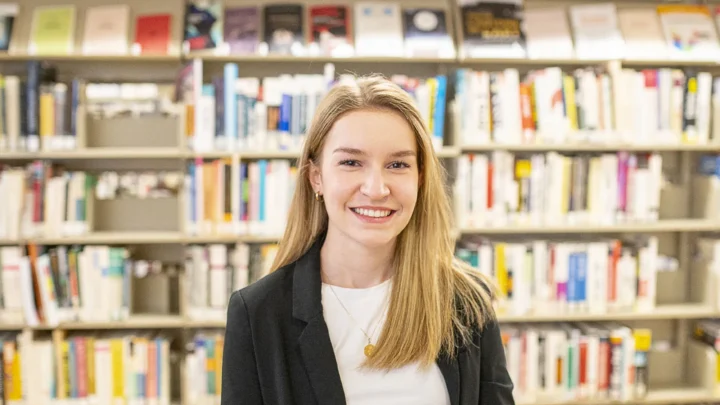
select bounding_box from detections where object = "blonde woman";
[221,76,514,405]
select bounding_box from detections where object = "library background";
[4,0,720,403]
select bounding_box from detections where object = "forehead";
[324,109,417,153]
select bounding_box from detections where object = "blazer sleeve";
[221,291,263,404]
[478,318,515,405]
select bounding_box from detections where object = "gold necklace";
[326,281,391,358]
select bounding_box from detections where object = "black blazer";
[220,236,515,405]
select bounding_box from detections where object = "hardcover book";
[82,5,130,55]
[460,1,526,58]
[354,2,403,56]
[29,5,76,55]
[402,8,454,57]
[263,4,304,55]
[184,0,222,51]
[134,14,172,55]
[309,5,351,56]
[224,7,259,54]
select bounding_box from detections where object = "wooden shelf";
[460,220,720,235]
[33,315,187,330]
[0,52,717,69]
[499,304,719,323]
[1,220,716,246]
[519,386,718,405]
[461,143,720,153]
[0,53,182,62]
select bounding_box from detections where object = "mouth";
[350,207,397,222]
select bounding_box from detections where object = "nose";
[360,166,390,200]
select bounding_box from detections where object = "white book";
[618,8,668,60]
[82,5,130,55]
[354,2,404,56]
[658,4,720,61]
[523,8,574,59]
[569,3,625,60]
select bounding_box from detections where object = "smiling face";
[309,108,420,250]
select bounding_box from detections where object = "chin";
[350,231,400,249]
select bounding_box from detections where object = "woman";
[221,75,514,404]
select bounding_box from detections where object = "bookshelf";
[2,0,720,404]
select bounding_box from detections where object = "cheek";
[323,175,357,207]
[395,181,419,209]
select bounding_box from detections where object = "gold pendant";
[364,343,375,357]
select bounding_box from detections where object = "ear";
[309,159,323,194]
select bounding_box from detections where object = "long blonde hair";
[270,75,495,369]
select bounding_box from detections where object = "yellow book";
[494,243,508,299]
[3,341,22,401]
[87,337,96,395]
[111,339,125,402]
[427,78,437,134]
[216,335,224,396]
[62,340,71,399]
[562,75,578,132]
[39,90,55,140]
[561,157,572,214]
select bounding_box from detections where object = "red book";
[134,14,171,54]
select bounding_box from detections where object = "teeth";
[353,208,392,218]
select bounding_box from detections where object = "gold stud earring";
[315,191,323,201]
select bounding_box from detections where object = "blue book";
[224,63,238,146]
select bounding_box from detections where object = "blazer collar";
[291,233,461,405]
[293,233,347,405]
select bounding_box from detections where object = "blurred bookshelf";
[2,0,720,404]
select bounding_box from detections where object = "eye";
[339,159,360,167]
[388,161,411,169]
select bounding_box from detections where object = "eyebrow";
[332,147,417,158]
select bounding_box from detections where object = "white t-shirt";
[321,278,451,405]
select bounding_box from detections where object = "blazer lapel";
[293,236,347,405]
[436,351,460,405]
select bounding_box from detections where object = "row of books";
[454,152,663,228]
[0,161,92,240]
[454,67,718,147]
[8,1,720,62]
[178,61,448,153]
[0,244,131,328]
[186,158,298,237]
[0,162,184,240]
[185,242,278,321]
[0,242,282,327]
[501,323,651,403]
[0,331,173,404]
[0,63,81,153]
[4,61,720,155]
[456,237,660,316]
[3,151,717,242]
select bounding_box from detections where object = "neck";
[320,227,396,289]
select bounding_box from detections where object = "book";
[263,4,304,55]
[522,7,574,59]
[134,14,172,55]
[29,5,76,55]
[658,4,720,61]
[308,5,352,57]
[82,4,130,55]
[402,8,454,58]
[353,2,403,56]
[617,8,668,61]
[459,0,526,59]
[224,6,259,55]
[569,3,625,60]
[184,0,222,51]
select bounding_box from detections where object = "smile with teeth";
[351,208,394,218]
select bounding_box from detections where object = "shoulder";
[229,262,295,319]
